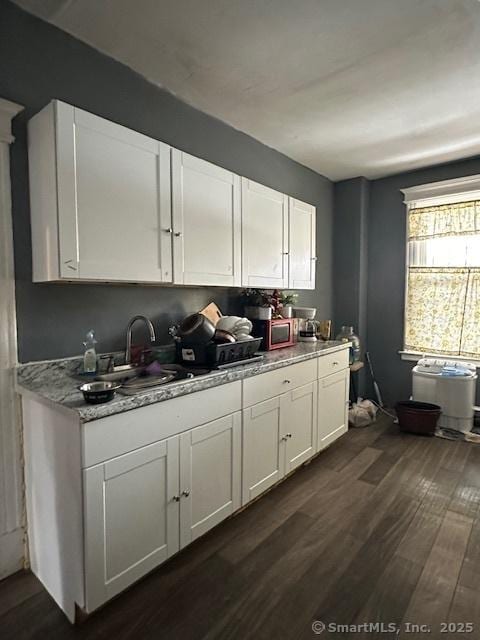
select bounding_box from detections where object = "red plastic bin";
[395,401,441,436]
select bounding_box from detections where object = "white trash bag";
[348,398,378,428]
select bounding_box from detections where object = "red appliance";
[251,318,295,351]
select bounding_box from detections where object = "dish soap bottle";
[83,330,98,374]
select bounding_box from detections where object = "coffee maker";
[293,307,318,342]
[298,318,318,342]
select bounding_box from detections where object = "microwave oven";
[251,318,296,351]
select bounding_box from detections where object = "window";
[402,180,480,361]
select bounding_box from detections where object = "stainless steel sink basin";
[118,372,176,395]
[96,365,145,382]
[88,362,210,396]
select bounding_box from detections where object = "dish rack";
[177,337,263,367]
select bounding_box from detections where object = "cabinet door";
[179,413,241,547]
[84,437,179,612]
[317,369,349,451]
[241,178,288,288]
[56,102,172,282]
[242,396,285,504]
[281,381,317,472]
[288,198,316,290]
[172,150,241,286]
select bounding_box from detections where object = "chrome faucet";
[125,315,156,364]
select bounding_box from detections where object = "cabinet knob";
[286,433,292,438]
[172,495,180,502]
[281,435,288,442]
[181,489,190,497]
[283,379,291,384]
[283,252,289,255]
[174,231,182,237]
[164,227,173,234]
[311,257,318,261]
[332,361,339,366]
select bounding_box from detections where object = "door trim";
[0,97,24,579]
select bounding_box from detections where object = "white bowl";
[217,316,253,336]
[292,307,317,319]
[217,316,241,333]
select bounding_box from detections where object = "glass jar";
[335,325,361,364]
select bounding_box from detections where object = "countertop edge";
[17,343,350,423]
[15,381,82,422]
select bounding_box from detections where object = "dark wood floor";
[2,415,480,640]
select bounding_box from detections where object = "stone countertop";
[16,341,349,423]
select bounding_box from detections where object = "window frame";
[400,174,480,368]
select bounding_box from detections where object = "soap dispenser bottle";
[83,330,98,374]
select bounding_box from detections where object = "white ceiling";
[13,0,480,181]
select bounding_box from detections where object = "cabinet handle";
[172,495,180,502]
[311,257,318,261]
[64,259,77,271]
[174,231,182,237]
[283,252,289,255]
[181,489,190,497]
[164,227,173,234]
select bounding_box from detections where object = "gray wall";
[0,0,333,362]
[333,177,369,337]
[333,177,369,394]
[353,157,480,406]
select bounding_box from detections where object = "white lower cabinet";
[23,349,351,620]
[242,396,285,504]
[84,412,242,611]
[282,381,318,473]
[317,369,350,450]
[242,380,318,505]
[179,412,241,547]
[84,437,180,612]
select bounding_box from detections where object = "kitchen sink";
[96,364,144,382]
[84,363,211,395]
[118,372,177,395]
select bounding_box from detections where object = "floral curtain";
[406,200,480,358]
[408,200,480,240]
[460,270,480,358]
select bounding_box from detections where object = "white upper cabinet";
[172,150,241,286]
[288,198,316,290]
[241,179,316,290]
[28,101,173,283]
[28,101,317,289]
[241,178,289,288]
